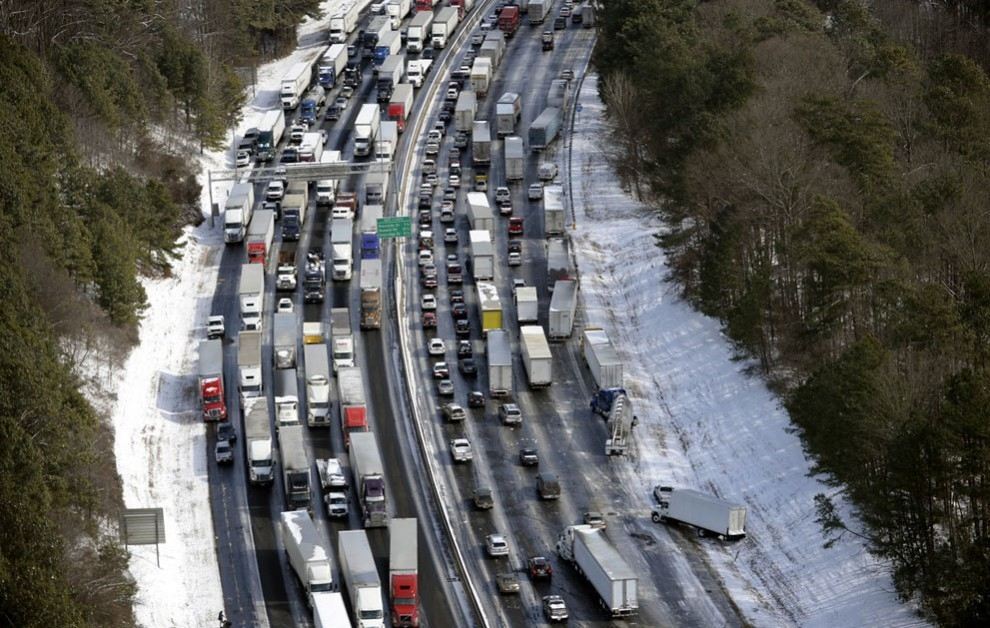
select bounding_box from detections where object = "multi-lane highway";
[204,1,748,626]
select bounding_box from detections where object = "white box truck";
[354,103,381,157]
[504,136,525,181]
[338,530,385,628]
[275,368,300,429]
[468,230,494,280]
[330,0,366,42]
[281,61,311,110]
[244,397,275,485]
[237,330,263,406]
[556,525,638,617]
[238,263,264,331]
[467,192,494,232]
[651,486,747,540]
[281,510,334,603]
[487,329,513,397]
[224,181,255,243]
[583,328,623,389]
[548,280,577,340]
[515,286,538,323]
[454,91,477,132]
[304,343,331,426]
[496,92,520,137]
[543,184,565,236]
[330,307,355,371]
[469,57,492,96]
[520,325,552,387]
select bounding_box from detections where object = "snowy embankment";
[566,73,927,627]
[104,3,340,625]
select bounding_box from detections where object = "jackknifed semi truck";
[556,525,638,617]
[652,486,748,540]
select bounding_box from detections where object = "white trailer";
[515,286,538,323]
[487,329,513,397]
[548,280,577,340]
[375,120,398,162]
[469,57,492,96]
[330,0,367,42]
[238,330,263,406]
[354,103,381,157]
[244,397,275,485]
[431,6,459,49]
[556,525,638,617]
[281,510,334,603]
[387,0,411,28]
[547,78,571,109]
[224,181,255,243]
[546,237,571,288]
[299,131,324,163]
[338,530,385,628]
[467,192,494,232]
[273,312,296,369]
[652,487,748,540]
[504,136,525,181]
[274,368,300,429]
[238,262,264,330]
[472,120,491,165]
[312,591,351,628]
[528,0,552,24]
[468,230,494,280]
[256,109,286,163]
[583,328,623,389]
[520,325,552,387]
[406,10,434,53]
[350,432,388,527]
[281,61,311,110]
[331,218,354,281]
[318,44,348,88]
[304,343,331,426]
[330,307,355,371]
[543,184,565,236]
[454,91,477,133]
[281,425,311,510]
[496,92,521,137]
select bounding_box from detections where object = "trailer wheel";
[651,512,662,523]
[697,527,707,539]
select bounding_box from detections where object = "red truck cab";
[200,377,226,421]
[499,6,520,36]
[342,405,369,448]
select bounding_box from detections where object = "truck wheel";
[697,528,706,538]
[651,512,661,523]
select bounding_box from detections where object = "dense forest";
[594,0,990,625]
[0,1,319,625]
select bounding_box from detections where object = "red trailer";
[198,339,227,421]
[245,209,275,264]
[498,5,520,36]
[390,518,419,627]
[415,0,436,12]
[387,84,415,133]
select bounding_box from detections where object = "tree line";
[0,0,320,624]
[595,0,990,625]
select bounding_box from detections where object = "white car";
[276,298,293,313]
[507,251,522,267]
[428,129,443,143]
[422,293,437,310]
[428,338,446,356]
[450,438,474,462]
[486,533,509,557]
[426,141,440,156]
[235,150,251,168]
[325,492,348,518]
[444,228,458,244]
[266,180,285,201]
[449,174,461,188]
[207,315,225,339]
[539,162,558,181]
[418,249,434,266]
[495,186,511,204]
[528,183,543,200]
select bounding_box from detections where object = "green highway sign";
[377,216,412,239]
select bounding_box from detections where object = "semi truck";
[583,328,623,389]
[543,184,565,236]
[528,0,552,25]
[387,0,411,28]
[282,188,308,241]
[406,58,431,88]
[590,387,635,455]
[337,367,369,448]
[281,424,311,511]
[277,250,297,291]
[651,486,748,540]
[468,230,494,280]
[374,30,401,66]
[360,259,383,329]
[275,368,300,429]
[273,312,297,369]
[363,15,391,50]
[304,248,326,303]
[529,106,562,151]
[431,6,459,49]
[476,281,502,335]
[350,432,389,527]
[376,54,405,103]
[338,530,386,628]
[246,209,275,264]
[354,103,381,157]
[450,0,473,18]
[479,37,505,67]
[223,181,255,244]
[521,325,552,387]
[487,329,513,397]
[304,343,332,426]
[255,109,286,163]
[318,43,348,88]
[312,591,350,628]
[472,120,491,166]
[333,191,358,220]
[389,518,419,627]
[244,397,275,484]
[496,92,521,137]
[406,11,434,53]
[198,339,226,421]
[469,57,492,96]
[498,3,520,33]
[281,510,334,603]
[330,307,355,371]
[387,83,414,132]
[300,85,327,126]
[515,286,538,323]
[504,136,525,181]
[238,330,263,406]
[361,205,384,259]
[546,237,572,288]
[330,0,367,42]
[454,91,477,133]
[548,280,577,340]
[238,263,264,331]
[547,78,571,110]
[375,121,398,163]
[281,61,311,110]
[331,217,354,281]
[466,192,493,232]
[556,525,638,617]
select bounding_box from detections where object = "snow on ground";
[566,73,928,627]
[104,3,342,626]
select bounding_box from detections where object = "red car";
[508,217,524,236]
[422,311,438,328]
[528,556,553,579]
